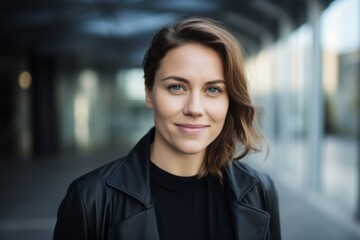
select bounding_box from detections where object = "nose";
[183,92,204,117]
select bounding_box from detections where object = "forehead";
[156,43,224,80]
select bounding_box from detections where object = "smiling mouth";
[174,123,209,135]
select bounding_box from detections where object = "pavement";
[0,150,359,240]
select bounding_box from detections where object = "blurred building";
[0,0,359,238]
[246,0,360,228]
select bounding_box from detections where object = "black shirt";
[150,162,234,240]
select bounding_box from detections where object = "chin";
[175,142,208,155]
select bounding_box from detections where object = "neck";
[150,137,205,177]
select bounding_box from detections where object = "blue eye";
[168,84,185,94]
[170,85,182,91]
[206,87,222,96]
[207,87,220,93]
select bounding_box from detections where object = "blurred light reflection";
[18,71,32,90]
[74,70,98,150]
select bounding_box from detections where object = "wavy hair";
[143,17,266,181]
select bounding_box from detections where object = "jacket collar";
[106,128,155,208]
[224,160,259,201]
[106,127,260,206]
[224,162,270,240]
[106,128,270,239]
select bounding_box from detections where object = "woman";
[54,17,281,240]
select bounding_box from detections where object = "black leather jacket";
[54,128,281,240]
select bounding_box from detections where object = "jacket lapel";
[105,128,270,240]
[224,162,270,240]
[107,128,155,208]
[106,128,160,239]
[108,207,159,240]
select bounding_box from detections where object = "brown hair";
[143,17,266,180]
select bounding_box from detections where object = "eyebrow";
[161,75,225,85]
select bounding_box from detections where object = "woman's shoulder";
[230,160,277,194]
[69,156,127,194]
[226,160,279,215]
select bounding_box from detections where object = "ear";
[145,88,154,108]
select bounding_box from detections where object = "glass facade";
[58,66,153,153]
[247,0,359,220]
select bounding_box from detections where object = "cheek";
[207,99,229,123]
[153,93,183,118]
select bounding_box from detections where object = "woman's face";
[146,43,229,157]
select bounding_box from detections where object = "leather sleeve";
[266,176,282,240]
[53,181,89,240]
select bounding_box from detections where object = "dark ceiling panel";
[0,0,334,67]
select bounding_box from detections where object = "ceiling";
[0,0,333,68]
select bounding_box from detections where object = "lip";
[175,123,209,135]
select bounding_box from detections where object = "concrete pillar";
[276,20,293,174]
[30,55,59,155]
[306,0,324,191]
[0,57,18,156]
